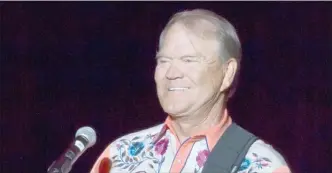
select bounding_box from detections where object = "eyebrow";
[155,53,202,60]
[180,55,201,58]
[155,51,166,59]
[155,54,172,60]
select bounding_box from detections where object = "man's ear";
[219,58,238,92]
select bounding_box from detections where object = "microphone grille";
[75,126,97,148]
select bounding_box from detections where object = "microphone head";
[75,126,97,148]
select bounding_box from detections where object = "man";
[90,9,291,173]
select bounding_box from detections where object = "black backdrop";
[1,2,331,173]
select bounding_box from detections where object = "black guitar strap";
[201,123,258,173]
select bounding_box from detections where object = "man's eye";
[157,59,168,63]
[183,58,197,63]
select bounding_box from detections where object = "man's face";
[154,23,226,117]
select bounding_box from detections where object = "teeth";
[168,87,189,91]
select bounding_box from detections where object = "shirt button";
[177,159,182,163]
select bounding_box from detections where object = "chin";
[161,103,188,117]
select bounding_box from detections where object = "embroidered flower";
[255,159,270,169]
[128,142,145,156]
[114,136,164,173]
[196,150,210,167]
[252,152,272,169]
[239,158,251,171]
[154,138,169,155]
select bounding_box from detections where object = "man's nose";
[165,62,184,80]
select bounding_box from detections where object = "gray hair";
[158,9,242,98]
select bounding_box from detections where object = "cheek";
[154,66,165,83]
[154,67,168,94]
[208,72,224,91]
[187,66,210,83]
[190,68,223,90]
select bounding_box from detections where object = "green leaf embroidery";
[132,136,140,141]
[148,163,154,169]
[115,163,124,167]
[129,165,135,171]
[149,152,154,157]
[152,160,158,164]
[113,160,121,164]
[122,151,126,158]
[262,157,271,162]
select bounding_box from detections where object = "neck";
[170,95,226,143]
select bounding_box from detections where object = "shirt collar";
[152,109,232,150]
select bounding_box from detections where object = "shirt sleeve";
[237,140,291,173]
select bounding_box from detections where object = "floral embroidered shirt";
[90,110,291,173]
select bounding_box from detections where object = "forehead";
[158,22,220,58]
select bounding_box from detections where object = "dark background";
[1,2,331,173]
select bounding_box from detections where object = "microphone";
[47,126,97,173]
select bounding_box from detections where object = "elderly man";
[90,9,291,173]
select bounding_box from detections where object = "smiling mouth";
[168,87,189,91]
